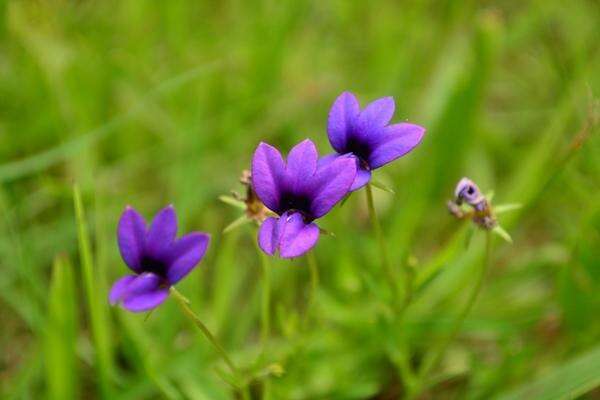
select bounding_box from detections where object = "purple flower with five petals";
[252,139,357,258]
[324,91,426,191]
[109,205,210,312]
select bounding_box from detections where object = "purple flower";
[451,177,497,229]
[325,91,425,191]
[455,177,485,211]
[109,205,210,312]
[252,139,357,258]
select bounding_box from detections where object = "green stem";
[299,250,320,330]
[259,248,272,400]
[409,231,493,398]
[307,251,319,308]
[257,244,271,351]
[170,287,239,376]
[365,183,400,298]
[253,234,272,400]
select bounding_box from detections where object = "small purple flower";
[324,91,425,191]
[450,177,496,229]
[109,205,210,312]
[455,177,485,211]
[252,139,357,258]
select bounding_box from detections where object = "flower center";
[140,255,169,278]
[344,136,372,168]
[278,191,313,218]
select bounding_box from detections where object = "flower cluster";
[110,91,425,311]
[250,92,425,257]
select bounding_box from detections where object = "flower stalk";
[307,251,319,311]
[252,237,271,351]
[365,183,400,300]
[170,287,239,378]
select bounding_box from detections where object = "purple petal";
[278,212,320,258]
[350,167,372,191]
[121,272,169,313]
[309,156,357,218]
[317,153,339,168]
[368,123,425,169]
[454,177,482,205]
[327,92,360,153]
[258,217,279,255]
[252,142,285,212]
[146,205,178,258]
[319,153,369,191]
[123,289,169,313]
[117,207,147,272]
[166,232,210,284]
[359,96,395,128]
[257,213,320,258]
[285,139,318,188]
[109,275,137,305]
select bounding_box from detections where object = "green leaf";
[464,225,475,249]
[370,179,396,195]
[494,203,522,214]
[219,195,246,210]
[339,193,352,207]
[223,215,252,234]
[73,185,114,398]
[44,255,78,400]
[495,345,600,400]
[492,225,513,243]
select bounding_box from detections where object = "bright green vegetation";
[0,1,598,399]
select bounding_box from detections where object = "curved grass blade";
[73,184,114,398]
[495,345,600,400]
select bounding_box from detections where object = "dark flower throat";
[141,255,169,279]
[344,136,372,168]
[278,191,313,220]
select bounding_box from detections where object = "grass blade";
[495,345,600,400]
[73,184,114,398]
[44,254,78,400]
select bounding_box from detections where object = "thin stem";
[299,250,320,330]
[307,251,319,309]
[409,231,493,398]
[365,183,400,297]
[256,243,271,351]
[170,287,239,376]
[253,234,272,400]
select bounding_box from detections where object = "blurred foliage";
[0,0,598,399]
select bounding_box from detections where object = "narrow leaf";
[495,345,600,400]
[44,255,78,400]
[73,184,114,397]
[494,203,523,214]
[370,179,396,195]
[464,225,475,249]
[219,195,246,210]
[223,215,252,234]
[492,225,513,243]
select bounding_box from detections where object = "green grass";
[0,0,599,399]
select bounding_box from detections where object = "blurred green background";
[0,0,598,399]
